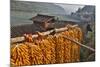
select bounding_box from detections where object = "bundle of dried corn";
[63,37,72,63]
[11,42,44,66]
[25,42,43,65]
[46,36,56,64]
[54,35,65,63]
[60,26,82,62]
[11,44,31,66]
[34,37,55,64]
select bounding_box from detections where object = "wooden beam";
[11,25,78,43]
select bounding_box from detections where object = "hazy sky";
[56,3,84,14]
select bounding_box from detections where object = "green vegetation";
[80,24,95,61]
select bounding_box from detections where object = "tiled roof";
[31,14,54,22]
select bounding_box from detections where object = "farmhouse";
[31,14,55,30]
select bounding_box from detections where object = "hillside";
[11,1,67,26]
[11,1,66,15]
